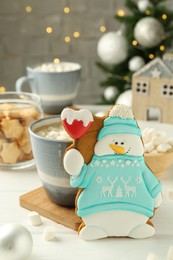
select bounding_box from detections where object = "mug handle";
[15,76,34,92]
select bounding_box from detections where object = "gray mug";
[16,62,82,114]
[29,115,78,207]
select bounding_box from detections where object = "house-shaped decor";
[132,53,173,124]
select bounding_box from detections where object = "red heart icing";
[61,108,94,139]
[62,119,92,139]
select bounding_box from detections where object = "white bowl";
[138,121,173,176]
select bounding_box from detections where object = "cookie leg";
[128,224,155,239]
[79,226,108,240]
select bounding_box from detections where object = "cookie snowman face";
[94,134,144,156]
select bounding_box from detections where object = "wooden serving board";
[19,187,81,231]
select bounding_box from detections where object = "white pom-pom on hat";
[109,104,134,119]
[97,104,141,140]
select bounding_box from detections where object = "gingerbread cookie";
[61,104,162,240]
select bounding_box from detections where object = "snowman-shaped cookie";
[61,104,162,240]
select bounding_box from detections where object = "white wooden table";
[0,163,173,260]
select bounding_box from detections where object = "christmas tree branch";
[125,0,138,12]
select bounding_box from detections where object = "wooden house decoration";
[132,53,173,124]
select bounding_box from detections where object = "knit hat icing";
[97,104,141,140]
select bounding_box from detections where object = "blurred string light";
[149,54,155,59]
[123,76,129,81]
[145,9,151,15]
[54,58,60,63]
[132,40,138,46]
[64,7,70,14]
[65,36,71,43]
[160,45,165,51]
[0,86,6,92]
[73,31,80,38]
[162,14,167,20]
[100,26,106,33]
[25,6,32,13]
[46,27,53,33]
[117,9,125,17]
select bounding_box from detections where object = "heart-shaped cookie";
[61,108,94,139]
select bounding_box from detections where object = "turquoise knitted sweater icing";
[70,155,162,218]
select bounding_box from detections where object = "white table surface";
[0,163,173,260]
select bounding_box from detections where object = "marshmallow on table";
[43,226,56,241]
[146,252,160,260]
[28,211,42,226]
[167,245,173,260]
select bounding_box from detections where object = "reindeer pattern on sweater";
[71,154,162,218]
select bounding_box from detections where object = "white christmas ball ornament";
[97,31,128,65]
[0,223,33,260]
[128,56,145,72]
[116,90,132,107]
[137,0,151,12]
[104,86,118,102]
[134,17,165,48]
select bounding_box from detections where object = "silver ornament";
[97,31,128,65]
[128,56,145,72]
[134,17,165,48]
[137,0,151,12]
[116,90,132,107]
[104,86,118,101]
[0,223,33,260]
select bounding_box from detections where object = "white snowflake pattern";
[125,160,131,166]
[105,164,109,168]
[121,164,124,168]
[95,176,103,184]
[94,160,100,166]
[118,159,122,163]
[102,160,107,164]
[110,160,115,166]
[135,176,142,184]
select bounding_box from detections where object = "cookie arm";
[142,163,162,198]
[70,164,94,189]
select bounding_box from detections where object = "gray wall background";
[1,0,172,104]
[0,0,126,104]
